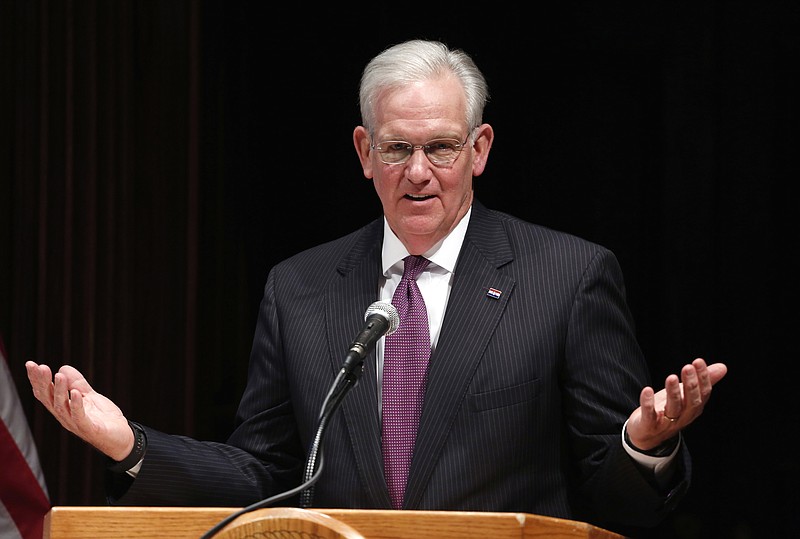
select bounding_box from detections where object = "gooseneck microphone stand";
[200,301,398,538]
[299,360,363,507]
[199,352,366,539]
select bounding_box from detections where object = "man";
[26,39,726,534]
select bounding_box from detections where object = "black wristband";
[624,428,680,458]
[108,421,147,473]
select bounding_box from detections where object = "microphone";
[300,301,399,509]
[340,301,400,377]
[202,301,401,535]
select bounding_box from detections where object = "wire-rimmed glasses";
[371,136,470,166]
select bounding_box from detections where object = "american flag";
[0,338,50,539]
[486,287,502,300]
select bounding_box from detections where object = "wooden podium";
[43,506,626,538]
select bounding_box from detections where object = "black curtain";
[2,2,797,538]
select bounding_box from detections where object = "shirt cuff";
[621,418,681,478]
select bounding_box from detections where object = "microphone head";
[364,301,400,336]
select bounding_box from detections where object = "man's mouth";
[405,194,434,201]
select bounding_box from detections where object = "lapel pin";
[486,287,502,300]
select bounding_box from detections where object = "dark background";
[2,2,797,538]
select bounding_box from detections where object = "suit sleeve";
[562,246,690,528]
[108,269,305,506]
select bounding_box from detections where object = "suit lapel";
[324,219,393,507]
[404,202,516,508]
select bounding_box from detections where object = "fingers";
[639,386,657,423]
[693,359,713,402]
[689,358,727,385]
[706,361,728,385]
[52,371,70,416]
[682,358,725,409]
[630,357,726,448]
[629,385,677,450]
[681,363,703,407]
[26,361,55,411]
[67,387,87,424]
[661,358,727,426]
[26,361,89,431]
[663,374,683,422]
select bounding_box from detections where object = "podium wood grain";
[44,506,626,539]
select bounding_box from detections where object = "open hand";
[626,358,728,450]
[26,361,134,460]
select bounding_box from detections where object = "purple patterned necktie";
[382,255,431,509]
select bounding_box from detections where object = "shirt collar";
[381,206,472,276]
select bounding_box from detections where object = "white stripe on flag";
[0,340,50,539]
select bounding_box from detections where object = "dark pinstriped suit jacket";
[112,200,690,532]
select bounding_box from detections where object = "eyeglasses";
[371,136,470,166]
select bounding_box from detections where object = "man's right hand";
[26,361,134,461]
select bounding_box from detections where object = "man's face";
[354,76,492,255]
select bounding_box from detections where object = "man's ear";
[353,126,374,179]
[470,123,494,177]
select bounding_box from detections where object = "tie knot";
[402,255,429,281]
